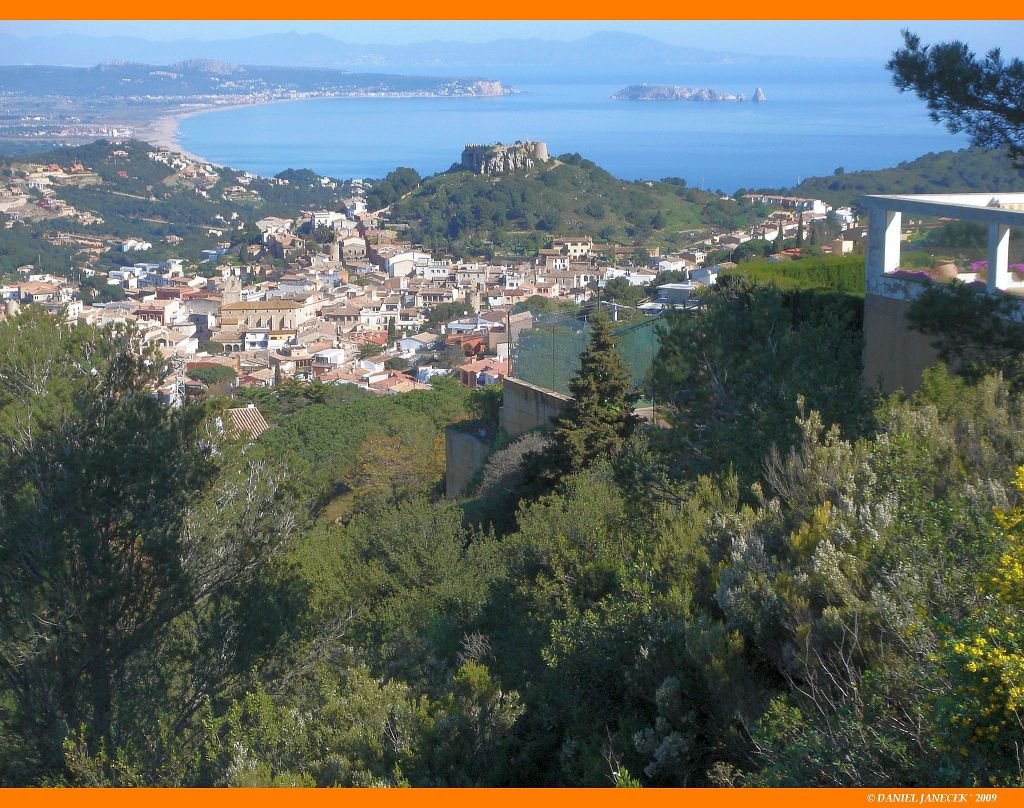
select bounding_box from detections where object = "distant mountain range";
[0,30,787,74]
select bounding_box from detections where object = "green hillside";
[779,147,1024,206]
[0,140,356,277]
[389,153,770,257]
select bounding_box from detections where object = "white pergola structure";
[861,193,1024,299]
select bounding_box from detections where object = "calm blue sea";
[176,61,968,192]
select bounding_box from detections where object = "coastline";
[134,95,383,168]
[113,77,961,192]
[132,89,512,171]
[133,100,290,167]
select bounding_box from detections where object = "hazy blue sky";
[2,20,1023,60]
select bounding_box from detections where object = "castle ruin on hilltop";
[460,141,550,176]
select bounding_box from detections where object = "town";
[0,139,861,403]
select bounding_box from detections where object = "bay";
[176,60,968,192]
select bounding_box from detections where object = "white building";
[310,210,355,230]
[386,250,450,280]
[255,216,293,242]
[121,239,153,252]
[601,268,657,287]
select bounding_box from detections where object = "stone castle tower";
[461,140,550,175]
[223,275,241,305]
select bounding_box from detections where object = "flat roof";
[859,193,1024,226]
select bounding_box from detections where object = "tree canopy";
[0,313,303,784]
[546,314,640,477]
[187,364,237,386]
[5,281,1024,786]
[889,31,1024,164]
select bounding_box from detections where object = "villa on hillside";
[860,192,1024,393]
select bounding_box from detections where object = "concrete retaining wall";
[499,376,571,438]
[862,292,941,394]
[445,427,493,498]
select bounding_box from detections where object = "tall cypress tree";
[548,314,640,475]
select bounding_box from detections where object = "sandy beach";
[134,104,250,166]
[134,96,323,170]
[131,88,498,171]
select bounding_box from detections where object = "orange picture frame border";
[2,6,1024,808]
[0,2,1021,19]
[4,787,1023,805]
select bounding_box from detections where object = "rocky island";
[612,84,766,102]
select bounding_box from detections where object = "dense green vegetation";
[187,364,237,385]
[721,254,866,296]
[651,276,869,485]
[365,167,422,211]
[0,221,88,276]
[906,281,1024,392]
[390,154,769,257]
[4,254,1024,786]
[543,314,640,478]
[236,377,469,511]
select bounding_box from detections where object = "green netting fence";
[509,310,663,397]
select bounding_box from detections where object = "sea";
[176,60,969,193]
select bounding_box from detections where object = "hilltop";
[0,139,767,278]
[387,152,766,257]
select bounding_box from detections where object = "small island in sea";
[612,84,766,102]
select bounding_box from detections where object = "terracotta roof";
[19,282,59,294]
[221,300,301,311]
[351,331,389,346]
[225,404,269,439]
[459,357,509,375]
[386,379,431,394]
[319,368,367,385]
[237,374,271,387]
[370,373,410,391]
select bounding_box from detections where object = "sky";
[2,20,1023,61]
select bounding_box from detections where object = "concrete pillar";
[988,223,1011,293]
[883,210,902,273]
[866,208,902,280]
